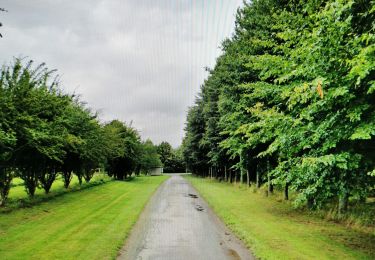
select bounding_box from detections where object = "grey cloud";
[0,0,242,147]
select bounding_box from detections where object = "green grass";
[0,175,168,260]
[185,175,375,260]
[9,175,107,200]
[3,174,112,211]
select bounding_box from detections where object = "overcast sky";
[0,0,242,147]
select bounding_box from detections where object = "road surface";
[118,174,254,260]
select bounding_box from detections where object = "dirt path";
[118,174,254,260]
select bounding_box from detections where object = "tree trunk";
[256,166,260,189]
[234,170,238,184]
[307,197,314,209]
[224,166,227,182]
[83,169,94,183]
[0,168,12,206]
[63,171,73,189]
[268,178,274,194]
[284,182,289,200]
[240,152,245,185]
[339,191,349,214]
[22,171,38,198]
[78,175,83,185]
[267,160,273,196]
[246,170,250,187]
[40,169,57,194]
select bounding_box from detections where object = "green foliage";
[183,97,210,175]
[139,140,162,174]
[104,120,142,180]
[183,0,375,211]
[0,59,71,197]
[157,141,173,164]
[156,141,185,173]
[0,58,158,204]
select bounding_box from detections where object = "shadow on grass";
[1,175,156,213]
[120,175,157,182]
[1,179,111,214]
[124,176,136,182]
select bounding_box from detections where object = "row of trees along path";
[0,59,163,206]
[182,0,375,213]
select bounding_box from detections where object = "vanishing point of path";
[118,174,254,260]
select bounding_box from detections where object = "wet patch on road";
[195,204,204,211]
[187,193,198,198]
[227,248,241,260]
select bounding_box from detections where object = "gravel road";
[118,174,254,260]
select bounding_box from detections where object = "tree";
[0,168,12,206]
[104,120,142,180]
[0,59,112,200]
[0,59,69,197]
[183,95,209,176]
[156,141,185,173]
[139,140,161,174]
[157,141,173,166]
[0,57,160,203]
[183,0,375,212]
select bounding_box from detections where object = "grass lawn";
[0,175,168,260]
[8,175,102,199]
[185,175,375,260]
[3,174,112,211]
[8,174,108,199]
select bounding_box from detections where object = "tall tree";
[139,140,162,174]
[104,120,142,180]
[157,141,173,166]
[183,0,375,212]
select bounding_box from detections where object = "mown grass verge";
[2,174,112,212]
[185,175,375,260]
[0,175,168,260]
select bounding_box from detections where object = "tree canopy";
[157,141,185,173]
[183,0,375,212]
[0,59,164,205]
